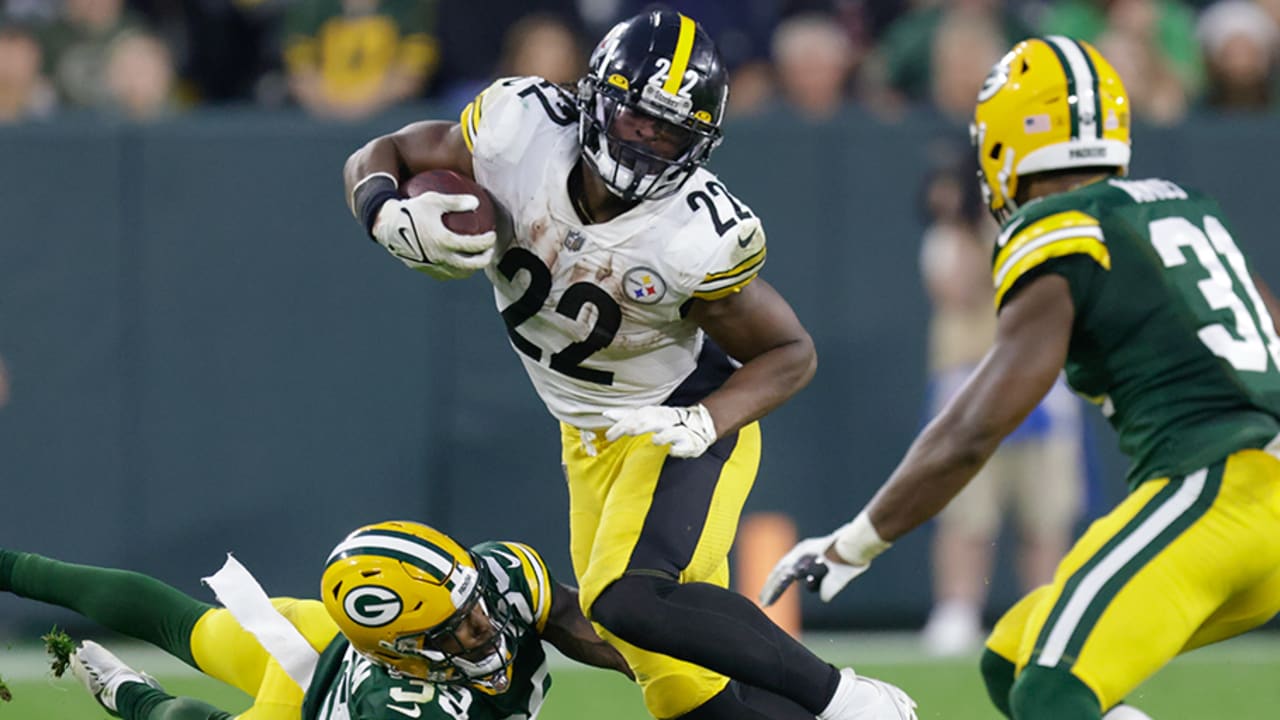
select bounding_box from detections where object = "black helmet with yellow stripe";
[577,9,728,202]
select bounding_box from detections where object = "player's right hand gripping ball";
[372,170,498,279]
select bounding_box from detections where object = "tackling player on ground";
[762,36,1280,720]
[0,521,631,719]
[343,9,915,720]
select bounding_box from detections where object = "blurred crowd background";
[2,0,1278,126]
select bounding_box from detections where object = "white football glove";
[759,532,867,606]
[758,511,891,606]
[602,404,717,459]
[371,192,496,277]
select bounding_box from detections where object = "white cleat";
[820,667,919,720]
[70,640,162,716]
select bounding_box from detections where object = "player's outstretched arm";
[762,274,1073,606]
[689,278,817,437]
[539,583,634,680]
[865,274,1073,540]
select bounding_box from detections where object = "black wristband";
[353,174,400,237]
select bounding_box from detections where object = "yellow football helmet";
[971,36,1131,222]
[321,521,517,693]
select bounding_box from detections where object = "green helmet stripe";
[1042,37,1078,139]
[327,529,458,582]
[1045,35,1099,141]
[1072,38,1104,140]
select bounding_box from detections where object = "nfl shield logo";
[623,267,666,304]
[563,229,586,251]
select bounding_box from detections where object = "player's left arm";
[688,278,817,437]
[540,583,634,680]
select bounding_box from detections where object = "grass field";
[2,632,1278,718]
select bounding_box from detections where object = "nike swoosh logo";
[399,208,426,261]
[388,703,421,718]
[738,228,758,248]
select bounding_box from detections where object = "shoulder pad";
[677,177,767,300]
[477,541,554,632]
[993,208,1109,307]
[460,76,578,163]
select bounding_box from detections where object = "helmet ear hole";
[989,142,1003,160]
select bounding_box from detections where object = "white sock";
[818,667,858,720]
[1103,705,1155,720]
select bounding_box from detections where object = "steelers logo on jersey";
[623,267,666,304]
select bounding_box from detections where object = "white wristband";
[832,510,891,566]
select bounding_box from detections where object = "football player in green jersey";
[0,521,631,720]
[762,36,1280,720]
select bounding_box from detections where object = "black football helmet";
[577,10,728,202]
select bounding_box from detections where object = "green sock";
[0,550,17,592]
[116,682,234,720]
[1011,665,1101,720]
[6,552,212,668]
[980,648,1016,718]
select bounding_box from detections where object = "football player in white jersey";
[343,9,915,720]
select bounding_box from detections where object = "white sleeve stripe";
[993,226,1104,288]
[504,542,550,623]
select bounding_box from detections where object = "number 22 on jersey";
[1150,215,1280,373]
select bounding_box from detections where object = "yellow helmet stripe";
[1045,36,1099,141]
[663,14,696,94]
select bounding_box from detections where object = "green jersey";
[302,542,554,720]
[993,177,1280,488]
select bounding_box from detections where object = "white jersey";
[460,76,766,428]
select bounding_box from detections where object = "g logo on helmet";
[977,51,1015,103]
[344,586,403,627]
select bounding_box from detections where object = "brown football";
[402,170,497,236]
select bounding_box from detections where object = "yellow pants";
[562,421,761,719]
[188,598,339,720]
[986,447,1280,711]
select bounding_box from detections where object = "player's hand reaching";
[759,533,867,606]
[602,404,717,458]
[372,192,496,275]
[758,512,892,606]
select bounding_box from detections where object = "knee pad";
[1010,665,1101,720]
[980,648,1016,718]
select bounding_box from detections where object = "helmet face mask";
[407,574,519,694]
[971,36,1132,222]
[577,10,727,202]
[321,522,520,695]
